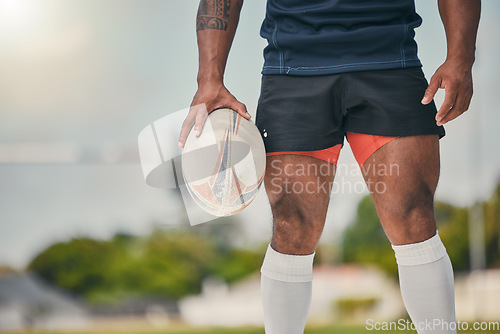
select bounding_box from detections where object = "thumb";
[232,101,251,119]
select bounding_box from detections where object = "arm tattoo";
[196,0,231,31]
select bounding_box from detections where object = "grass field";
[2,324,500,334]
[0,325,359,334]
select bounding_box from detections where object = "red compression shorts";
[266,133,398,166]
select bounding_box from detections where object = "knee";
[270,193,322,254]
[400,181,435,222]
[271,192,308,230]
[381,181,437,244]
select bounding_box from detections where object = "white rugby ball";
[181,108,266,217]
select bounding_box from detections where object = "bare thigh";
[361,135,440,245]
[264,154,336,255]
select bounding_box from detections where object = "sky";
[0,0,499,270]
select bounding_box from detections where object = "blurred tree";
[27,228,268,303]
[342,195,397,276]
[27,231,218,302]
[193,216,246,251]
[133,230,217,299]
[484,182,500,268]
[341,189,499,275]
[434,202,470,271]
[212,248,264,284]
[27,238,120,296]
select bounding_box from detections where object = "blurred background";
[0,0,499,333]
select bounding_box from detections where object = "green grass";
[0,325,388,334]
[2,324,499,334]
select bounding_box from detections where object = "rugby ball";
[181,108,266,216]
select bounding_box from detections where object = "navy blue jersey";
[260,0,423,75]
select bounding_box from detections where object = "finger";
[437,106,462,126]
[436,85,457,124]
[232,101,251,119]
[213,100,251,119]
[437,90,471,125]
[193,106,209,137]
[178,104,204,148]
[462,91,473,112]
[178,116,195,149]
[421,76,440,105]
[460,86,473,113]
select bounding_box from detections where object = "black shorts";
[255,67,445,153]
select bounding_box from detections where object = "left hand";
[421,59,474,126]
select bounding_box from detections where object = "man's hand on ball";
[421,58,474,126]
[178,82,250,149]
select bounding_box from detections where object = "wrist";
[445,50,475,70]
[197,71,224,86]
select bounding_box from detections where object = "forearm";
[178,0,247,148]
[196,0,243,85]
[438,0,480,68]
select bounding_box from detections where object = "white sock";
[260,244,315,334]
[392,232,456,334]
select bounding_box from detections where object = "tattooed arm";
[196,0,241,82]
[179,0,248,148]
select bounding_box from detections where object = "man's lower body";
[255,68,455,334]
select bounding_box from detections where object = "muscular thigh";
[264,154,336,254]
[361,135,440,245]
